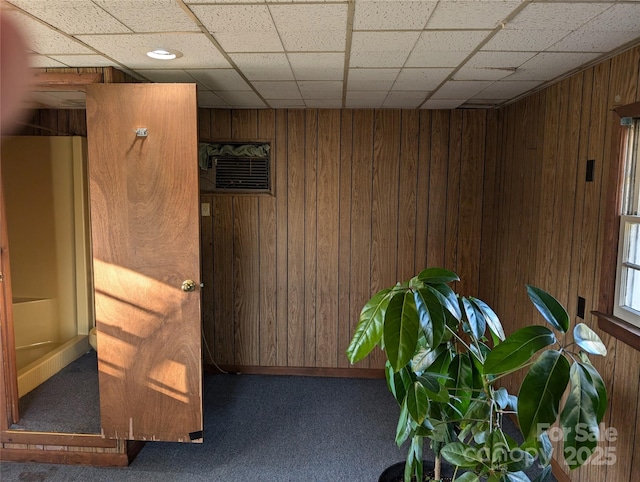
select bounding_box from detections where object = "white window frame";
[614,118,640,328]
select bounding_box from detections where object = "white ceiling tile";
[405,51,469,68]
[453,67,514,81]
[383,91,426,108]
[197,91,230,108]
[426,1,522,29]
[190,4,283,52]
[350,31,420,68]
[392,68,452,91]
[482,29,570,52]
[505,52,600,81]
[95,0,200,33]
[354,1,438,30]
[305,99,343,108]
[288,53,344,80]
[10,0,131,34]
[268,99,306,108]
[216,90,266,108]
[582,4,640,31]
[211,31,284,53]
[298,81,343,99]
[28,55,69,68]
[7,10,95,54]
[48,54,117,68]
[345,91,387,108]
[506,2,611,30]
[77,33,231,69]
[421,99,465,110]
[270,4,347,51]
[188,69,252,91]
[253,81,302,100]
[475,80,544,100]
[348,69,399,90]
[186,0,265,3]
[431,80,494,100]
[464,51,536,69]
[549,29,640,53]
[230,53,294,81]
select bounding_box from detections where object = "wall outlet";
[201,202,211,217]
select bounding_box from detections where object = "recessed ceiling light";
[146,49,180,60]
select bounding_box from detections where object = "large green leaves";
[517,350,570,440]
[406,381,429,425]
[414,287,446,348]
[417,267,460,284]
[578,361,608,423]
[440,442,484,468]
[384,291,420,372]
[574,323,607,356]
[462,297,486,341]
[526,285,569,333]
[560,363,601,469]
[484,326,556,375]
[469,297,505,342]
[346,288,392,363]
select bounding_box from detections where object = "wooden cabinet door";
[86,84,202,442]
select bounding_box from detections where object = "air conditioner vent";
[199,142,271,194]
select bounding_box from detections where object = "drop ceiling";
[5,0,640,110]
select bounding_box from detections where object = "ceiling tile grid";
[4,0,640,110]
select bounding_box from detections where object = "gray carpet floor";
[1,356,556,482]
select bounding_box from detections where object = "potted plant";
[347,268,608,482]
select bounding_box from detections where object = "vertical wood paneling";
[415,111,431,272]
[349,110,374,369]
[428,110,450,267]
[370,109,401,369]
[446,111,462,278]
[316,110,341,367]
[275,110,289,366]
[286,109,305,367]
[304,110,318,367]
[487,46,640,482]
[258,110,277,366]
[337,110,353,368]
[398,110,419,280]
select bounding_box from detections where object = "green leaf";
[440,442,483,468]
[573,323,607,356]
[517,350,570,440]
[417,371,442,394]
[426,345,453,378]
[414,287,446,349]
[526,285,569,333]
[505,449,535,472]
[417,267,460,284]
[532,465,552,482]
[446,353,474,415]
[454,473,480,482]
[494,387,510,410]
[578,361,608,423]
[346,288,392,363]
[484,326,556,375]
[386,362,413,404]
[412,345,445,375]
[505,472,531,482]
[395,398,411,446]
[384,291,420,372]
[431,283,463,320]
[462,297,486,341]
[560,363,601,469]
[470,297,506,341]
[406,381,429,425]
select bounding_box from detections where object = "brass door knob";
[181,279,196,292]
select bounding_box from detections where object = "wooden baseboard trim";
[205,364,385,379]
[550,458,571,482]
[1,430,117,448]
[0,447,129,467]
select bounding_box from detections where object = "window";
[614,118,640,327]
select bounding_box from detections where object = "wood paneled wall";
[487,45,640,482]
[198,108,495,370]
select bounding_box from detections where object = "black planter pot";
[378,460,456,482]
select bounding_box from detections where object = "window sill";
[593,311,640,352]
